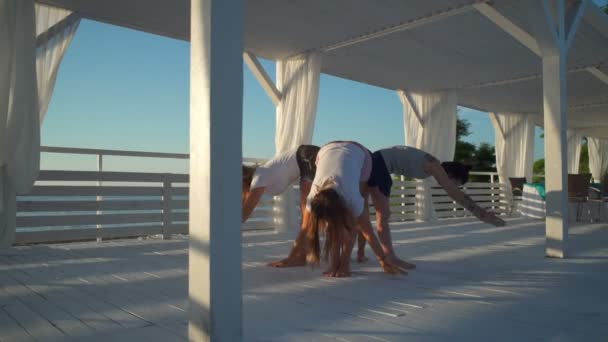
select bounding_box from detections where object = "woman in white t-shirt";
[242,145,320,223]
[270,141,404,277]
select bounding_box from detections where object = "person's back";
[377,145,431,179]
[309,142,368,217]
[251,148,299,195]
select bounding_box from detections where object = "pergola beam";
[489,112,505,139]
[243,52,282,106]
[587,66,608,86]
[290,0,488,57]
[473,3,541,56]
[458,65,591,90]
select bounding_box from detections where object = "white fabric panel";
[0,0,39,248]
[273,53,321,233]
[567,130,583,174]
[275,53,321,154]
[399,90,457,221]
[588,137,608,182]
[492,113,535,199]
[35,4,80,122]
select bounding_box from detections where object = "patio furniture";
[568,174,592,222]
[519,183,546,219]
[508,177,526,215]
[588,174,608,222]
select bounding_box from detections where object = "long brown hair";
[242,165,257,201]
[307,188,353,266]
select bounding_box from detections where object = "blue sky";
[42,18,562,171]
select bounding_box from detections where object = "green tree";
[453,116,496,174]
[533,159,545,183]
[454,117,477,164]
[475,143,496,171]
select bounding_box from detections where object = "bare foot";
[388,255,416,270]
[268,256,306,268]
[323,266,351,278]
[357,254,369,263]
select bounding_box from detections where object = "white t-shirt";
[250,148,299,195]
[307,142,366,217]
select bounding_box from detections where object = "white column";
[189,0,243,340]
[543,54,570,258]
[533,0,589,258]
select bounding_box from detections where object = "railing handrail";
[41,145,266,164]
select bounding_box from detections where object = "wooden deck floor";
[1,217,607,341]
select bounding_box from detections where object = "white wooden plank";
[28,186,162,197]
[15,225,164,244]
[1,302,65,340]
[17,200,163,212]
[0,307,36,342]
[17,213,162,228]
[37,170,189,183]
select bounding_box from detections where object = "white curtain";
[399,90,457,221]
[588,137,608,182]
[274,53,321,232]
[566,130,583,174]
[35,4,80,122]
[492,113,535,196]
[0,1,79,247]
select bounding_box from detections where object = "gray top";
[378,146,435,179]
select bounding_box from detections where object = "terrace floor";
[1,217,607,341]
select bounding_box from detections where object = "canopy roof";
[36,0,608,136]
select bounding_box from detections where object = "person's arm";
[425,161,505,226]
[242,187,265,223]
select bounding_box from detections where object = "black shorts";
[296,145,320,182]
[367,151,392,197]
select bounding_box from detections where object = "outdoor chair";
[568,173,592,222]
[588,174,608,222]
[508,177,526,215]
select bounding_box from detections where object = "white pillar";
[188,0,243,340]
[543,54,570,258]
[534,0,589,258]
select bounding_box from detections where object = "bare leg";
[358,183,407,275]
[356,232,368,263]
[268,190,312,267]
[370,187,416,270]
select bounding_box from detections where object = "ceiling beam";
[243,52,282,106]
[457,65,592,90]
[473,3,541,56]
[489,113,506,139]
[587,66,608,86]
[289,0,488,58]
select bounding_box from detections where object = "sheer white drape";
[274,53,321,232]
[588,137,608,182]
[35,4,80,122]
[566,130,583,174]
[399,90,457,221]
[492,113,535,195]
[0,2,79,247]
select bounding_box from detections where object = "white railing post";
[96,153,103,242]
[162,174,173,240]
[490,173,496,211]
[399,175,405,222]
